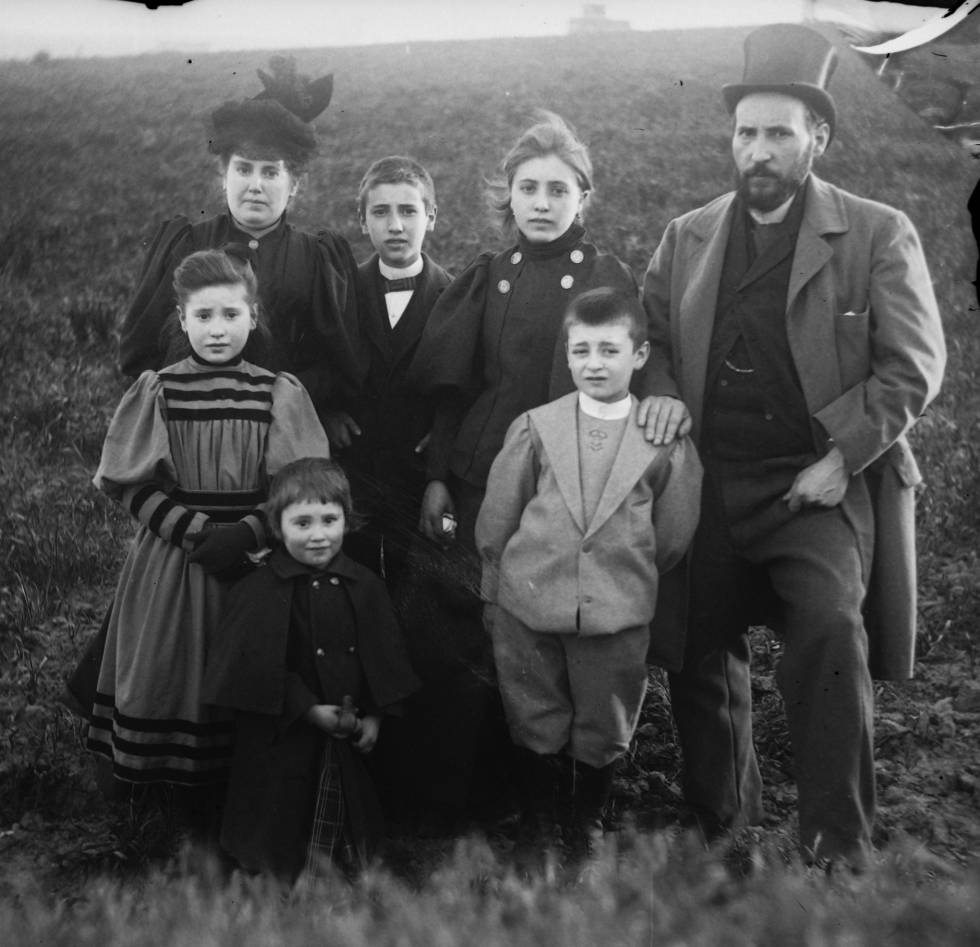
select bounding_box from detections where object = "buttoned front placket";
[306,573,365,705]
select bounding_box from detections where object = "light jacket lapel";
[678,195,736,439]
[534,394,586,534]
[585,402,657,539]
[361,257,392,357]
[786,176,848,412]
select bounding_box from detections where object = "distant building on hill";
[569,4,630,34]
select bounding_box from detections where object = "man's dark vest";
[703,186,814,462]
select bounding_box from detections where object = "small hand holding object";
[353,714,380,754]
[419,480,456,546]
[306,703,343,734]
[636,395,692,446]
[783,446,849,512]
[186,521,257,575]
[334,695,361,740]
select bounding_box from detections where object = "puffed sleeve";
[304,229,363,407]
[407,252,494,480]
[651,436,703,575]
[407,252,494,392]
[94,371,210,549]
[264,372,332,478]
[474,412,540,603]
[593,251,638,296]
[94,372,176,495]
[118,217,195,377]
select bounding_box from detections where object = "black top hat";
[208,56,333,170]
[722,24,838,140]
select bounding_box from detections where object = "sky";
[0,0,946,60]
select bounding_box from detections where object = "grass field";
[1,24,979,944]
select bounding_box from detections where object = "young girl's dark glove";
[187,521,258,578]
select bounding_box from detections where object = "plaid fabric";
[302,739,356,883]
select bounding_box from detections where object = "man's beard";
[736,143,815,212]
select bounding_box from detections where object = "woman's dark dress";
[118,212,363,411]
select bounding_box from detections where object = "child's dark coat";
[202,549,419,878]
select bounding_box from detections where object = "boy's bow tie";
[384,276,417,293]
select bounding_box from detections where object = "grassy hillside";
[0,25,978,943]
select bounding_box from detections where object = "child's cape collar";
[267,545,361,582]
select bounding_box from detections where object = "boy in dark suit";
[331,157,461,822]
[333,156,452,588]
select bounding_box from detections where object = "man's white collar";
[747,193,796,225]
[578,391,632,420]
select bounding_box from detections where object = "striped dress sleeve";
[264,372,332,478]
[93,370,210,551]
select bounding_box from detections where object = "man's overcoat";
[643,175,945,679]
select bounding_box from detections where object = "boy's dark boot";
[566,759,618,864]
[513,747,563,870]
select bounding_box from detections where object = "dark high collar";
[225,211,289,244]
[268,545,361,581]
[517,221,586,261]
[189,350,244,368]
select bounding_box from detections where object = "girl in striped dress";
[87,248,330,794]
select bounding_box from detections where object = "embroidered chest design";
[585,428,609,452]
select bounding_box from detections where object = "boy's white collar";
[379,257,423,280]
[578,391,632,420]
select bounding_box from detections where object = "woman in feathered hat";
[117,56,361,415]
[63,61,363,793]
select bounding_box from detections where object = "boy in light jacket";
[476,287,702,860]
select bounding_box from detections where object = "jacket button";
[498,279,511,294]
[312,580,320,589]
[570,249,584,263]
[315,648,325,657]
[329,577,340,585]
[561,275,574,289]
[347,645,356,654]
[510,251,522,265]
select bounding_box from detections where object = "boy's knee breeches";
[487,605,649,769]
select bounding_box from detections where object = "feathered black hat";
[722,24,838,141]
[209,56,334,169]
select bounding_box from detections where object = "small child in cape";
[203,457,419,882]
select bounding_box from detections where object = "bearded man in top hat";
[641,23,945,869]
